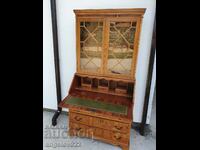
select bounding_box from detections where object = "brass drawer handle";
[114,125,123,130]
[74,116,82,121]
[114,134,122,140]
[75,127,82,131]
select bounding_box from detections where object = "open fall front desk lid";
[59,95,128,115]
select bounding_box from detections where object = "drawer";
[70,123,104,139]
[103,130,129,145]
[92,117,112,129]
[103,129,113,141]
[111,122,130,133]
[69,122,87,137]
[69,122,93,138]
[112,132,129,144]
[93,127,103,137]
[70,113,90,125]
[69,121,129,145]
[92,117,130,133]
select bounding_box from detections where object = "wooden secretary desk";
[59,9,146,150]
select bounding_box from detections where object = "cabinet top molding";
[74,8,146,17]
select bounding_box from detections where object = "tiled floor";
[43,103,156,150]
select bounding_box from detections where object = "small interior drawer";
[115,82,128,94]
[81,77,92,88]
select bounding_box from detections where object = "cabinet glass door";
[79,21,103,73]
[107,21,137,76]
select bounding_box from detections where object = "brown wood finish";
[74,9,146,17]
[59,9,145,150]
[59,75,133,150]
[75,8,145,80]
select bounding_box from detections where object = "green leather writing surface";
[65,96,128,115]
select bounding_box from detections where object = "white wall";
[43,0,156,123]
[146,51,156,124]
[43,0,57,110]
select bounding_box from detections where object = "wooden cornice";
[74,8,146,17]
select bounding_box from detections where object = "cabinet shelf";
[77,76,133,98]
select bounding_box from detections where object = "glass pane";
[80,21,103,72]
[108,21,136,75]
